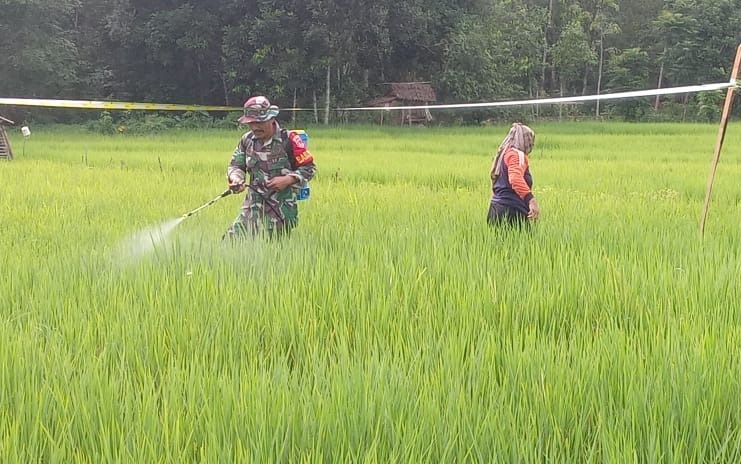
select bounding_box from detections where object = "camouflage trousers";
[224,197,298,240]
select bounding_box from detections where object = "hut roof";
[383,82,437,102]
[367,95,397,107]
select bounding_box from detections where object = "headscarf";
[490,123,535,180]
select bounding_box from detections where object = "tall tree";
[604,47,650,119]
[438,0,543,104]
[650,8,696,109]
[4,0,741,123]
[551,18,597,117]
[582,0,621,116]
[0,0,81,99]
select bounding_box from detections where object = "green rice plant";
[1,122,740,462]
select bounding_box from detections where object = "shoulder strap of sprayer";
[280,129,296,169]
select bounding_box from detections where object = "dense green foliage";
[1,0,741,124]
[1,123,741,461]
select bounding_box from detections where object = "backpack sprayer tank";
[292,130,311,200]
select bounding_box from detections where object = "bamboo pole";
[699,43,741,237]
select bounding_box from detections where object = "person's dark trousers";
[487,202,529,227]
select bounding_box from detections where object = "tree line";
[1,0,740,124]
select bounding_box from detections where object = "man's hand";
[527,198,540,220]
[267,175,298,191]
[228,177,245,193]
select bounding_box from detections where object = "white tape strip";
[338,81,735,111]
[0,97,237,111]
[1,81,733,113]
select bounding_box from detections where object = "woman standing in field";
[487,123,540,226]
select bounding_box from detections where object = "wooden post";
[699,43,741,237]
[0,125,14,160]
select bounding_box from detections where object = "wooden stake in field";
[700,43,741,237]
[0,115,15,160]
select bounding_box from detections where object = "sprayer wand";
[182,188,233,218]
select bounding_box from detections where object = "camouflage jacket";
[227,123,316,230]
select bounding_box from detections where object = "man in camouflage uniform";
[225,96,316,239]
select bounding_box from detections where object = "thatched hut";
[0,115,14,160]
[368,82,437,125]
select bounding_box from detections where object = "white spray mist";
[114,217,186,262]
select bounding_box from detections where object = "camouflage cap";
[238,95,280,124]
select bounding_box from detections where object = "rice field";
[1,121,741,462]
